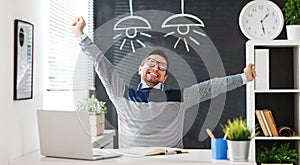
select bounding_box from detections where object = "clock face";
[239,0,284,40]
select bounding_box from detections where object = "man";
[72,17,256,148]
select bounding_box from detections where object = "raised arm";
[183,64,255,109]
[72,17,126,101]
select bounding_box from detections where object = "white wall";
[0,0,45,164]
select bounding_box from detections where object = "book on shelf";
[260,110,272,136]
[255,109,279,137]
[255,110,269,136]
[263,109,279,136]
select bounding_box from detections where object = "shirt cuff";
[241,73,247,85]
[79,34,88,42]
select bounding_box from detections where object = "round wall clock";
[239,0,284,40]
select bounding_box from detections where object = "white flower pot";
[286,25,300,40]
[89,114,105,136]
[227,140,250,162]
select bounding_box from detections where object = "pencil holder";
[211,138,227,160]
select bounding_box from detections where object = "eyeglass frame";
[142,58,168,71]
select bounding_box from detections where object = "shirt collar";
[137,81,164,90]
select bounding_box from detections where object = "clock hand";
[260,20,265,34]
[261,13,269,22]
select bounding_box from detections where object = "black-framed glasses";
[143,58,168,71]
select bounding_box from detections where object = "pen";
[206,128,215,139]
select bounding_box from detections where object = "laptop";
[37,110,122,160]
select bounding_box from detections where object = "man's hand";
[244,64,256,82]
[71,16,86,37]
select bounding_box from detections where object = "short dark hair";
[141,49,169,69]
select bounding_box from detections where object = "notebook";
[37,110,122,160]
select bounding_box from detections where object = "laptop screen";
[37,110,96,160]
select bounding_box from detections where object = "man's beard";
[144,77,160,87]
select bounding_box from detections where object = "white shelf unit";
[246,40,300,162]
[92,129,116,148]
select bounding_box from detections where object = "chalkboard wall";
[93,0,287,148]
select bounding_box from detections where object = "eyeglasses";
[143,58,168,71]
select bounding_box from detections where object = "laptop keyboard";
[92,148,123,157]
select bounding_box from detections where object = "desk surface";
[9,149,255,165]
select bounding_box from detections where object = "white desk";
[9,149,255,165]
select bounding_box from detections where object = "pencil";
[206,128,215,139]
[224,129,229,139]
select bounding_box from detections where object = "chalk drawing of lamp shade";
[113,15,152,52]
[161,13,206,52]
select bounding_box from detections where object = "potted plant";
[256,143,299,165]
[282,0,300,40]
[76,95,107,136]
[222,117,259,161]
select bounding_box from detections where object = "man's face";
[139,54,168,88]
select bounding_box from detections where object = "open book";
[122,147,188,156]
[145,148,188,156]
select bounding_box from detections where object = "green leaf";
[283,0,300,25]
[75,95,108,115]
[256,143,299,163]
[221,117,258,140]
